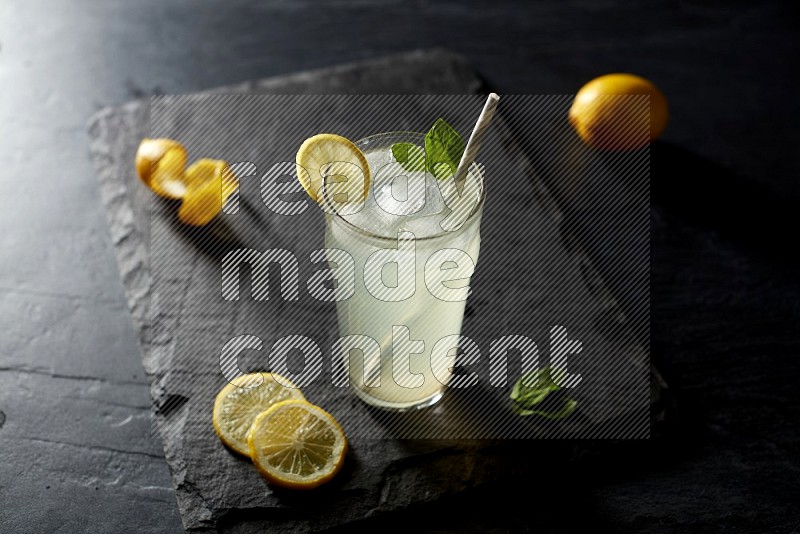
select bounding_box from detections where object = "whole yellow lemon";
[569,73,668,151]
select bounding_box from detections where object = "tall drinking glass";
[324,132,485,411]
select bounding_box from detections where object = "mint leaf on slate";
[511,398,578,419]
[510,367,578,420]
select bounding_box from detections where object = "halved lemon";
[135,138,188,198]
[248,399,348,489]
[569,73,668,151]
[295,134,370,205]
[212,373,304,457]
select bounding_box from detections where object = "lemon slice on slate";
[212,373,305,457]
[247,399,348,489]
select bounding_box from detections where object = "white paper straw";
[454,92,500,190]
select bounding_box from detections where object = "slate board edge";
[86,49,666,533]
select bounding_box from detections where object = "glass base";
[351,386,444,412]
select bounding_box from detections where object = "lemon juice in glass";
[327,132,485,410]
[297,98,497,410]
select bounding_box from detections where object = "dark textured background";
[1,1,799,532]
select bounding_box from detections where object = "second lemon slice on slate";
[247,399,348,489]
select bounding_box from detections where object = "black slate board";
[87,50,661,532]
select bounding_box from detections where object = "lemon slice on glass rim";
[295,134,370,207]
[247,399,348,490]
[212,372,305,457]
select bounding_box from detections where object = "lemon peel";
[178,159,238,226]
[135,138,188,198]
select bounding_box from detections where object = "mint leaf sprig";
[510,367,578,420]
[391,118,465,180]
[391,142,426,172]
